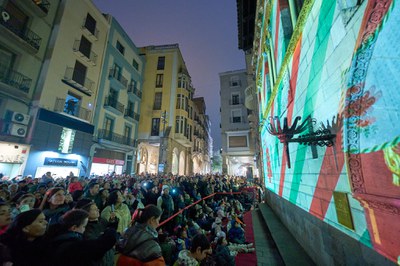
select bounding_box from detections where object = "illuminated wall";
[255,0,399,262]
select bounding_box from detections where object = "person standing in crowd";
[47,209,117,266]
[40,172,54,185]
[101,190,131,234]
[173,233,212,266]
[75,199,117,266]
[0,202,11,235]
[157,185,174,222]
[117,204,165,266]
[40,187,70,225]
[10,192,36,219]
[0,209,48,266]
[84,182,102,209]
[68,176,83,193]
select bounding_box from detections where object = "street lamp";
[158,111,168,174]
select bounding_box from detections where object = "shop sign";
[0,143,29,164]
[93,157,125,165]
[44,157,78,166]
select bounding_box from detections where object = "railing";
[98,129,134,146]
[109,68,128,88]
[63,67,94,96]
[127,84,142,98]
[104,96,125,113]
[0,64,31,93]
[230,116,244,123]
[124,109,140,121]
[81,19,99,40]
[0,7,41,50]
[33,0,50,14]
[73,40,97,64]
[54,98,92,121]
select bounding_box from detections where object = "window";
[156,74,163,88]
[109,88,118,101]
[64,92,80,116]
[175,116,180,133]
[84,13,97,35]
[127,100,134,112]
[231,110,242,123]
[116,41,125,55]
[0,47,15,79]
[157,56,165,70]
[72,60,87,86]
[231,94,240,105]
[79,36,92,59]
[124,125,131,143]
[178,75,187,89]
[230,76,241,87]
[132,58,139,70]
[58,128,76,154]
[104,117,114,138]
[4,2,28,33]
[151,118,160,136]
[153,92,162,110]
[229,136,248,148]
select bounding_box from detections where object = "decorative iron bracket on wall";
[267,114,341,168]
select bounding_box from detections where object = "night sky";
[92,0,245,152]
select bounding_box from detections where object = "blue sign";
[44,157,78,166]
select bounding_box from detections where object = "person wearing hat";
[0,209,49,265]
[157,185,174,225]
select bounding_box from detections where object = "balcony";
[0,7,41,53]
[22,0,50,17]
[54,98,92,122]
[245,85,256,110]
[109,68,128,88]
[230,116,245,123]
[124,109,140,122]
[73,40,97,65]
[0,64,31,93]
[104,96,124,114]
[127,84,142,99]
[81,19,99,41]
[98,129,134,146]
[62,67,94,96]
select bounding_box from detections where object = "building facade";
[24,0,108,178]
[137,44,210,176]
[254,0,399,264]
[219,70,257,178]
[90,15,144,176]
[0,0,60,178]
[193,97,212,174]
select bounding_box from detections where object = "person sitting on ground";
[0,209,49,266]
[214,235,235,266]
[117,204,165,266]
[47,209,117,266]
[159,233,176,266]
[174,233,212,266]
[228,220,245,244]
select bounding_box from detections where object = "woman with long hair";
[101,190,131,234]
[117,204,165,266]
[40,187,70,225]
[0,209,48,266]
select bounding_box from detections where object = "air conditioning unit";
[10,124,28,137]
[11,112,30,125]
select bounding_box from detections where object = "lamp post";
[158,111,168,174]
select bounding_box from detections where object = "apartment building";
[219,69,256,177]
[138,44,201,175]
[23,0,109,178]
[0,0,60,178]
[90,15,144,176]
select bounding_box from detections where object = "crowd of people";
[0,171,263,266]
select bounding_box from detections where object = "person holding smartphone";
[101,190,130,234]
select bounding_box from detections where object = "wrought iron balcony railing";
[124,109,140,121]
[54,98,92,121]
[127,84,142,98]
[0,64,31,93]
[62,67,94,96]
[104,96,125,113]
[109,68,128,88]
[73,40,97,65]
[0,6,41,51]
[98,129,134,146]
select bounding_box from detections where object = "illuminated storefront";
[0,142,30,179]
[91,157,124,176]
